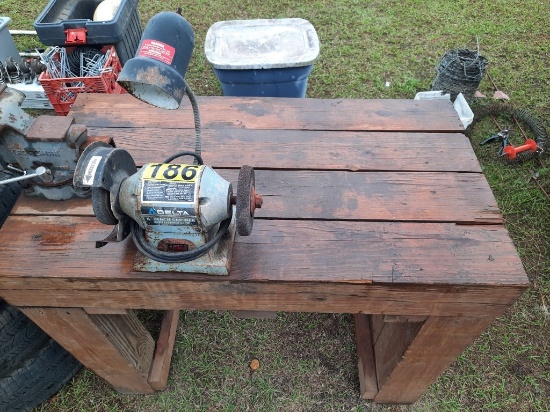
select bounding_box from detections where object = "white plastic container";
[453,93,474,128]
[414,90,451,101]
[414,90,474,128]
[204,18,320,97]
[0,17,20,63]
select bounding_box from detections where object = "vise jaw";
[0,84,104,200]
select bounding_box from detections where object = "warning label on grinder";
[82,155,102,186]
[142,180,195,203]
[142,215,198,226]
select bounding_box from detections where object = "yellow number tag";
[142,164,200,182]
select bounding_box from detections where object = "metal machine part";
[0,166,53,185]
[0,84,101,200]
[74,142,263,275]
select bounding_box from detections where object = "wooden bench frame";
[0,95,527,403]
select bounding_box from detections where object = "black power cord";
[131,214,232,264]
[163,151,203,165]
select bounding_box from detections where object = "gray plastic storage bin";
[34,0,142,65]
[0,17,20,63]
[205,18,319,97]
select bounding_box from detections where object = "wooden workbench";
[0,94,528,403]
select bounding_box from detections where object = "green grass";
[1,0,549,410]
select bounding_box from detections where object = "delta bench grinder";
[2,12,263,276]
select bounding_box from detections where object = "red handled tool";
[501,139,538,160]
[480,129,539,160]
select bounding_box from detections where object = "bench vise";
[0,84,108,200]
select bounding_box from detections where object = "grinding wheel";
[92,187,118,225]
[236,165,255,236]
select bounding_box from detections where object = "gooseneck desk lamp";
[117,11,202,157]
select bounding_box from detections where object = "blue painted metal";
[0,86,91,200]
[134,209,236,275]
[117,163,234,275]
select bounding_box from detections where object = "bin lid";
[205,18,320,70]
[0,16,11,30]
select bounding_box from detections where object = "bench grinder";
[74,11,263,275]
[74,142,261,275]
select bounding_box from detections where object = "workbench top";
[0,94,528,403]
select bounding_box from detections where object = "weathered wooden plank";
[71,95,465,132]
[84,127,481,173]
[0,217,526,285]
[1,278,524,318]
[13,196,93,216]
[20,307,155,394]
[12,170,501,224]
[247,170,500,224]
[374,320,424,389]
[354,314,378,399]
[235,222,523,285]
[373,316,493,404]
[148,310,180,391]
[0,216,525,285]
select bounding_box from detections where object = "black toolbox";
[34,0,142,65]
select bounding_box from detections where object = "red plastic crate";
[39,45,126,115]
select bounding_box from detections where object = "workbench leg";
[148,310,180,390]
[354,314,378,399]
[21,307,156,394]
[371,315,492,404]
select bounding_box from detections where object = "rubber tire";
[0,170,22,229]
[0,169,82,411]
[0,301,49,376]
[0,339,82,412]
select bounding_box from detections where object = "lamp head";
[117,11,195,109]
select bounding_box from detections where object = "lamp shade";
[117,11,195,109]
